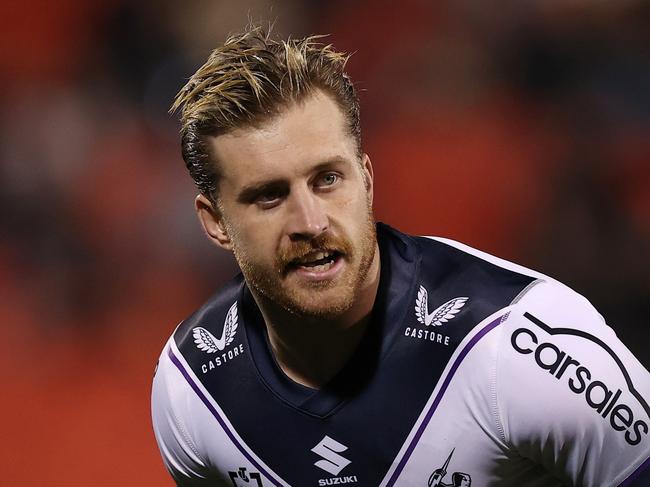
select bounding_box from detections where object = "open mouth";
[289,250,342,273]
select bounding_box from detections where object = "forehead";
[207,91,357,187]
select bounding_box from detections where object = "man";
[152,26,650,486]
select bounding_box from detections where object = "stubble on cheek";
[227,196,377,318]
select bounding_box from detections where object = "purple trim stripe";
[168,348,286,487]
[619,456,650,486]
[384,314,505,486]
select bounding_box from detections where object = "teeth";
[307,261,334,272]
[297,251,332,264]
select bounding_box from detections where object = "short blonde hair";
[171,25,361,204]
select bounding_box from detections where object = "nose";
[285,185,329,241]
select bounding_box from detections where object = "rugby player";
[152,26,650,486]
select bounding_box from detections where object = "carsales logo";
[511,313,649,447]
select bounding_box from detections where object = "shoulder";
[416,235,610,323]
[500,276,650,429]
[150,273,247,439]
[417,235,546,281]
[412,234,542,312]
[419,236,650,483]
[151,335,215,482]
[491,275,650,484]
[152,272,249,414]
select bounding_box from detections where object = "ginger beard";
[229,201,377,320]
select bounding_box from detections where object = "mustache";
[277,233,353,271]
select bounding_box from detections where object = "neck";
[251,244,381,389]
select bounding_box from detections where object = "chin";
[282,287,356,320]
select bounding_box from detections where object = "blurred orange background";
[1,1,648,485]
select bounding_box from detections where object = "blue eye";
[316,173,339,187]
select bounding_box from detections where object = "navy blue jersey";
[152,224,650,486]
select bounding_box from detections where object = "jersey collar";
[241,223,421,418]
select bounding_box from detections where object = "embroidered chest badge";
[415,286,469,327]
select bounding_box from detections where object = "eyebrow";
[235,155,353,203]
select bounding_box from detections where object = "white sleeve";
[496,280,650,486]
[151,341,228,487]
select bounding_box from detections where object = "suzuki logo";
[311,435,351,476]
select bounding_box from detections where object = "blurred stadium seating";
[0,1,647,484]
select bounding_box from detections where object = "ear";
[361,153,374,205]
[195,194,233,251]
